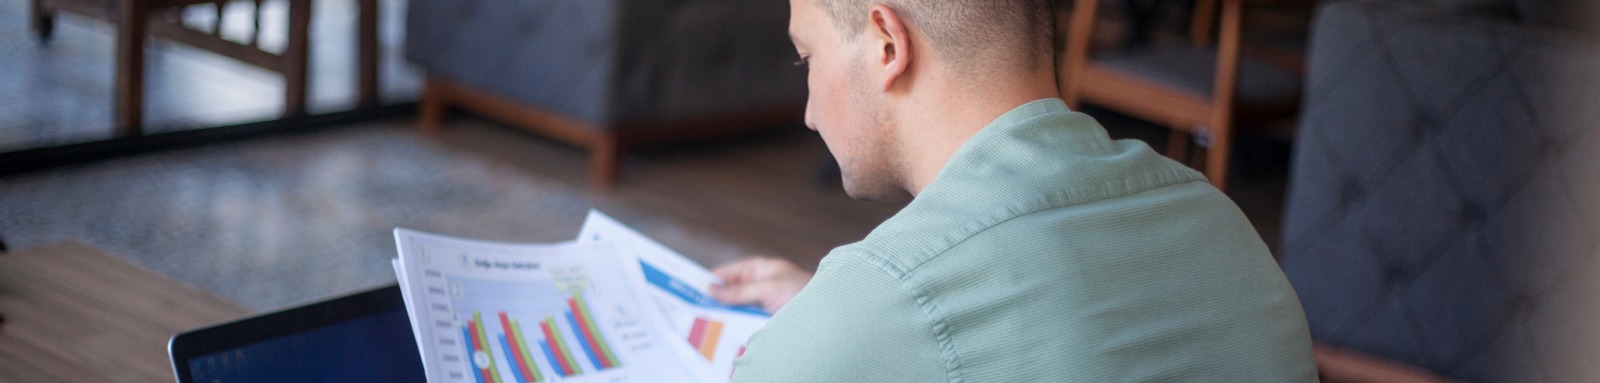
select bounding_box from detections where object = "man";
[710,0,1317,381]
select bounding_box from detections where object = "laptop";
[168,285,425,383]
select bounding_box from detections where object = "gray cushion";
[404,0,807,130]
[1280,1,1600,381]
[406,0,617,125]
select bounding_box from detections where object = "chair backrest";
[1060,0,1244,111]
[1279,1,1600,381]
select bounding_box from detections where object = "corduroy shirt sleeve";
[730,251,949,383]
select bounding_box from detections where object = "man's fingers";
[712,257,779,285]
[709,257,813,313]
[711,262,755,285]
[709,280,773,306]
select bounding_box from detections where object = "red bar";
[468,320,496,383]
[468,319,481,351]
[499,312,538,382]
[567,298,613,369]
[688,317,709,349]
[541,320,574,376]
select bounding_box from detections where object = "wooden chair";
[29,0,380,137]
[1060,0,1305,191]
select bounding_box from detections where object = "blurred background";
[0,0,1596,381]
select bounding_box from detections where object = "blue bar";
[465,326,487,383]
[565,311,605,370]
[499,335,527,383]
[640,261,769,316]
[539,339,566,378]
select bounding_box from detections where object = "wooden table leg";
[29,0,54,41]
[283,0,311,117]
[357,0,380,108]
[115,0,148,137]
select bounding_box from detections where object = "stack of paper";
[394,210,770,383]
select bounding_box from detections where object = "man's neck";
[897,74,1061,196]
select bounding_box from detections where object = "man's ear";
[867,4,911,92]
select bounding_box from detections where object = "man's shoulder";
[843,163,1217,279]
[847,99,1216,274]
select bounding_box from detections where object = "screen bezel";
[168,284,410,383]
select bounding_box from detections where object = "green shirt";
[731,99,1316,382]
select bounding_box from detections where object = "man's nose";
[803,100,817,131]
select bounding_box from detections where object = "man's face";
[789,0,906,201]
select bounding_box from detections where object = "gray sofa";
[405,0,808,187]
[1279,0,1600,381]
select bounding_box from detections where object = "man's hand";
[709,257,814,314]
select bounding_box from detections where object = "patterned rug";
[0,122,756,311]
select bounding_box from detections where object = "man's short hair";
[813,0,1057,75]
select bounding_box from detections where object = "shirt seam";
[847,169,1204,383]
[863,167,1206,276]
[845,251,965,383]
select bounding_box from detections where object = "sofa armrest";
[405,0,620,125]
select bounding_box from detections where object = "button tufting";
[1460,203,1487,227]
[1408,113,1436,146]
[1339,177,1367,208]
[1384,264,1414,294]
[1282,2,1600,381]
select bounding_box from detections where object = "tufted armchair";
[1279,0,1600,381]
[405,0,808,188]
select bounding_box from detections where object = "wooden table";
[29,0,381,137]
[0,242,252,382]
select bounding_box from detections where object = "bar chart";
[687,317,725,361]
[452,280,631,383]
[396,227,700,383]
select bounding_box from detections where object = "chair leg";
[1205,0,1242,192]
[418,78,448,134]
[356,0,380,108]
[1204,125,1232,191]
[114,0,148,138]
[281,0,311,117]
[590,135,621,190]
[1059,0,1100,109]
[1165,127,1191,165]
[30,0,55,42]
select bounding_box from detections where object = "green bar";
[472,312,505,383]
[546,315,583,374]
[574,294,620,367]
[510,319,544,381]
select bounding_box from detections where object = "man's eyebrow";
[788,31,806,48]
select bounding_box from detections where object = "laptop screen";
[170,285,424,383]
[183,310,423,383]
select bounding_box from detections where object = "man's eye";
[793,57,810,67]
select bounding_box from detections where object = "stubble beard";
[837,63,912,203]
